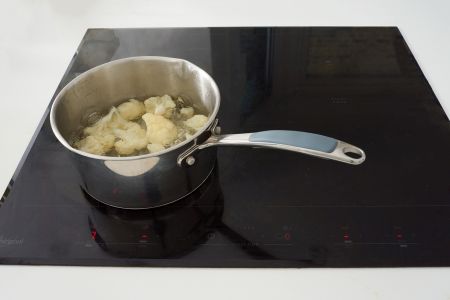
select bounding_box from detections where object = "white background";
[1,0,449,299]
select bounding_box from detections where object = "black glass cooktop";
[1,27,450,267]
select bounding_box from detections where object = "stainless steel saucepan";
[50,56,365,209]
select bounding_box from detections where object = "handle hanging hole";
[343,147,363,159]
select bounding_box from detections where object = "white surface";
[1,0,449,299]
[1,266,450,300]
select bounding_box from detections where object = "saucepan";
[50,56,365,209]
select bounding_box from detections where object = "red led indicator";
[91,230,97,240]
[284,233,291,241]
[396,233,403,240]
[140,234,149,240]
[343,234,350,240]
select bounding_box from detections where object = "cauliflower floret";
[95,133,115,150]
[113,123,148,155]
[108,108,137,130]
[75,134,115,155]
[75,96,206,156]
[185,132,193,140]
[117,99,145,120]
[83,107,133,136]
[79,108,147,156]
[179,107,194,119]
[78,108,118,154]
[83,108,115,136]
[184,114,208,131]
[142,113,178,146]
[144,95,176,118]
[147,143,165,153]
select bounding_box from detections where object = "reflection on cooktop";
[0,27,449,268]
[85,166,224,259]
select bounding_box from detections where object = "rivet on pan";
[186,156,196,166]
[213,126,222,135]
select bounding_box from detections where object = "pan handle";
[178,128,366,166]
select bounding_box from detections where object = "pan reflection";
[84,165,223,258]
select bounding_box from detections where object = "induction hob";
[1,27,450,268]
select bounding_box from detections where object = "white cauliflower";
[74,96,207,156]
[144,95,176,118]
[113,123,148,155]
[117,99,145,120]
[95,133,116,150]
[78,108,121,155]
[79,108,147,155]
[184,114,208,131]
[108,108,137,130]
[142,113,178,146]
[83,107,131,135]
[74,134,115,155]
[185,132,193,140]
[83,107,115,136]
[147,143,165,153]
[179,107,194,119]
